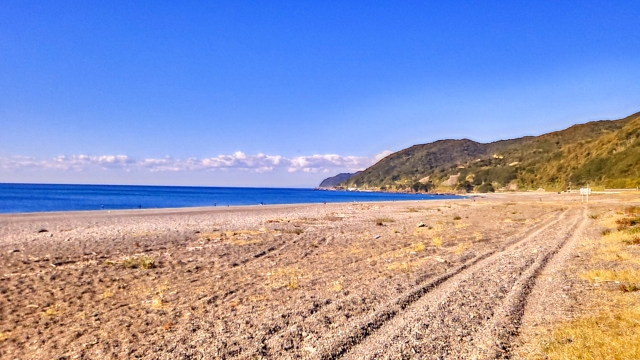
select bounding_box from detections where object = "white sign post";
[580,187,591,203]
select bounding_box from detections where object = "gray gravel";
[314,207,588,359]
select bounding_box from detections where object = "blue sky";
[1,1,639,187]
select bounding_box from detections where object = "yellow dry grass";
[100,289,115,299]
[580,269,640,284]
[601,214,622,230]
[432,236,443,247]
[411,242,426,252]
[593,247,634,262]
[43,304,61,317]
[267,267,303,290]
[330,281,343,292]
[452,242,472,255]
[230,238,263,246]
[540,293,640,360]
[123,254,156,269]
[287,278,298,290]
[198,232,223,240]
[151,297,163,309]
[386,256,430,274]
[589,216,640,264]
[348,244,366,255]
[386,261,414,273]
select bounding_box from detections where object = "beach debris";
[7,249,20,254]
[434,256,446,263]
[417,222,427,228]
[374,235,381,239]
[37,228,48,233]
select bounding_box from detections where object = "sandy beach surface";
[0,193,624,359]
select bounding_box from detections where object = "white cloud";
[0,151,387,174]
[374,150,393,161]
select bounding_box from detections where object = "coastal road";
[308,207,587,359]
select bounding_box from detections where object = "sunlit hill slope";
[337,111,640,192]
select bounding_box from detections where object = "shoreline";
[0,190,602,219]
[0,195,465,218]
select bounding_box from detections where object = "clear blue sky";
[1,1,639,187]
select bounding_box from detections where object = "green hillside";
[342,111,640,192]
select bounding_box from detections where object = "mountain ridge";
[326,111,640,192]
[318,172,361,189]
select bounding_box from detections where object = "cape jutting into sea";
[0,183,463,214]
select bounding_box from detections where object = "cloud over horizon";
[0,151,392,175]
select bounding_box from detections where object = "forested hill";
[340,111,640,192]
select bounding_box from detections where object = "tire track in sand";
[314,208,583,359]
[270,209,569,359]
[238,213,563,358]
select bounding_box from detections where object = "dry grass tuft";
[619,283,639,292]
[269,268,303,290]
[284,228,304,235]
[624,206,640,216]
[100,290,115,299]
[616,217,640,231]
[411,242,426,252]
[230,238,263,246]
[151,297,163,309]
[452,242,471,255]
[386,261,415,273]
[198,232,223,240]
[580,269,640,284]
[123,255,156,269]
[453,215,462,220]
[454,221,469,230]
[330,281,343,292]
[43,304,61,317]
[287,277,299,290]
[623,235,640,245]
[432,236,443,247]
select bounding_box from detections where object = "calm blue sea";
[0,183,462,214]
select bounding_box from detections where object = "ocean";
[0,183,462,214]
